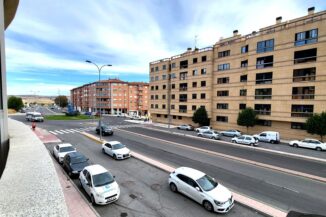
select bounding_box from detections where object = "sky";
[5,0,326,96]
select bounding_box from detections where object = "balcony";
[292,94,314,99]
[179,98,187,102]
[179,109,187,113]
[179,87,188,91]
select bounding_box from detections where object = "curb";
[81,131,287,217]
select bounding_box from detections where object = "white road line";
[265,181,299,194]
[55,130,64,134]
[49,131,58,135]
[59,130,70,134]
[71,129,81,133]
[65,129,75,133]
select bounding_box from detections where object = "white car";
[289,138,326,151]
[168,167,234,213]
[253,131,280,144]
[177,124,194,131]
[79,165,120,205]
[195,126,212,133]
[231,135,258,146]
[102,141,131,160]
[197,130,221,140]
[220,129,241,137]
[53,143,76,163]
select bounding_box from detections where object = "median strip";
[81,131,287,217]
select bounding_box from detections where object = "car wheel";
[177,127,180,130]
[68,171,72,177]
[316,147,322,151]
[170,183,178,192]
[198,134,202,137]
[271,140,275,144]
[250,143,254,146]
[102,148,105,154]
[293,143,298,148]
[113,154,117,160]
[203,200,213,212]
[91,194,96,205]
[213,137,218,140]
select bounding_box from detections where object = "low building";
[71,79,149,116]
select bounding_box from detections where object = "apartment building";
[71,79,149,116]
[149,7,326,139]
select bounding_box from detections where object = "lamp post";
[85,60,112,141]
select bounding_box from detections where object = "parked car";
[62,152,90,177]
[53,143,76,163]
[195,126,212,133]
[85,111,92,116]
[177,124,194,131]
[130,115,142,120]
[102,141,131,160]
[289,138,326,151]
[79,164,120,205]
[96,125,113,136]
[25,112,44,122]
[220,130,241,137]
[253,131,280,144]
[168,167,234,213]
[198,130,221,140]
[231,135,258,146]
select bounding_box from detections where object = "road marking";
[49,131,58,135]
[265,181,300,194]
[65,129,75,133]
[116,128,326,183]
[55,130,64,134]
[71,129,82,133]
[58,130,70,134]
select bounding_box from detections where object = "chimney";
[276,16,282,24]
[308,7,315,15]
[233,30,238,36]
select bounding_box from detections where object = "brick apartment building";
[149,7,326,139]
[71,79,149,116]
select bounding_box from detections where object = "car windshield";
[71,156,88,164]
[196,175,218,191]
[92,172,114,187]
[112,143,125,150]
[60,146,75,152]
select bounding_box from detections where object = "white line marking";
[49,131,58,135]
[59,130,70,134]
[55,130,64,134]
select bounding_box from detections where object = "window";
[255,104,271,115]
[200,105,205,109]
[150,86,154,90]
[171,105,175,109]
[292,86,315,99]
[150,77,154,82]
[240,75,247,82]
[171,94,175,99]
[256,56,273,69]
[291,105,313,117]
[180,72,187,80]
[216,116,228,122]
[257,39,274,53]
[178,116,182,120]
[241,60,248,68]
[217,103,228,109]
[163,85,166,90]
[151,104,154,108]
[241,45,249,53]
[162,74,167,80]
[239,103,246,110]
[173,115,176,119]
[180,60,188,69]
[155,76,159,81]
[294,48,317,64]
[202,56,207,62]
[151,67,154,72]
[171,63,176,68]
[155,85,159,90]
[155,104,158,109]
[240,89,247,96]
[179,94,187,102]
[201,81,206,87]
[291,122,306,130]
[164,115,168,118]
[193,69,198,76]
[150,95,154,100]
[162,65,166,70]
[179,83,187,91]
[179,105,187,113]
[218,63,230,71]
[293,67,316,82]
[201,68,206,75]
[171,84,175,89]
[257,120,272,126]
[256,72,272,84]
[255,88,272,99]
[171,73,176,79]
[162,95,166,99]
[295,29,318,46]
[157,114,161,117]
[193,58,198,64]
[217,77,229,84]
[192,94,197,99]
[192,82,197,88]
[155,66,159,71]
[192,105,197,111]
[155,95,159,100]
[200,93,206,99]
[217,91,229,97]
[162,104,166,109]
[218,50,230,58]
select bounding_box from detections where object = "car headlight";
[214,200,224,206]
[72,171,79,174]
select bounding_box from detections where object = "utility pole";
[167,73,172,131]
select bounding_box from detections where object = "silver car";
[231,135,258,146]
[198,130,221,140]
[177,124,194,131]
[220,129,241,137]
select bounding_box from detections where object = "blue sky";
[5,0,326,96]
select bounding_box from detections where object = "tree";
[8,96,24,111]
[305,112,326,142]
[55,95,68,108]
[192,107,210,126]
[237,107,257,133]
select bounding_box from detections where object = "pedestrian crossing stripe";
[48,125,145,135]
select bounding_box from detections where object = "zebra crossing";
[48,124,145,135]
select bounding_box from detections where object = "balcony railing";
[255,110,271,115]
[179,87,188,91]
[292,94,314,99]
[179,109,187,113]
[291,112,313,117]
[293,75,315,82]
[179,98,187,102]
[294,56,317,64]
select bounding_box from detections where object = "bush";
[237,107,257,133]
[192,107,210,126]
[305,112,326,142]
[8,96,24,111]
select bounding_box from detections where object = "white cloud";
[8,82,77,96]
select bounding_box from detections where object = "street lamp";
[85,60,112,141]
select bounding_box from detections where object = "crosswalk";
[48,124,144,135]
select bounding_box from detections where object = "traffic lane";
[150,125,326,159]
[123,127,326,178]
[108,129,326,215]
[44,133,261,217]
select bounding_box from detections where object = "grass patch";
[45,115,98,120]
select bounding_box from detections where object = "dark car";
[62,152,89,177]
[96,125,114,136]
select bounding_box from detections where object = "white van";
[26,112,44,122]
[253,131,280,144]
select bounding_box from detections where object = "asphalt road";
[44,133,262,217]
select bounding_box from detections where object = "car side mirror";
[195,187,201,192]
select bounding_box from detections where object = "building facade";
[149,7,326,140]
[71,79,149,116]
